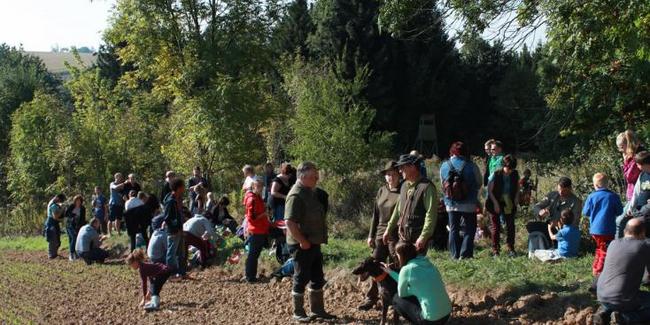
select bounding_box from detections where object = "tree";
[7,92,70,202]
[283,58,392,175]
[272,0,315,57]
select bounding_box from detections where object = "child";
[548,209,580,258]
[616,151,650,238]
[126,249,171,311]
[92,187,108,235]
[582,173,623,276]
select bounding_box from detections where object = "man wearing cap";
[533,177,582,225]
[358,160,402,311]
[383,154,438,255]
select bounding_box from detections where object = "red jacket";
[245,191,269,235]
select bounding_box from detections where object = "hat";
[395,154,421,167]
[380,160,398,175]
[151,214,165,230]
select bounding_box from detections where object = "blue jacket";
[439,156,481,212]
[163,193,182,233]
[583,188,623,236]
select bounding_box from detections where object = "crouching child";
[126,249,171,311]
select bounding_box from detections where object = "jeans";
[45,226,61,258]
[166,231,186,276]
[66,227,78,256]
[366,239,396,300]
[448,212,477,259]
[79,247,109,265]
[602,291,650,323]
[616,209,632,240]
[592,235,614,276]
[393,295,450,325]
[489,211,515,253]
[245,234,268,281]
[273,204,285,222]
[289,244,326,294]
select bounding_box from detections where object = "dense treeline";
[0,0,649,234]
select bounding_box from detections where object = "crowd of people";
[40,129,650,324]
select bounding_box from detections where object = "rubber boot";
[309,289,336,320]
[144,295,160,311]
[292,292,311,323]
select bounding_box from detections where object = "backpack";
[443,160,469,201]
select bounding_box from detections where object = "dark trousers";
[489,211,515,253]
[185,231,209,267]
[602,291,650,323]
[149,272,171,295]
[366,239,395,301]
[289,244,325,294]
[448,212,477,259]
[128,230,149,252]
[79,247,109,265]
[66,227,78,256]
[245,234,268,281]
[393,295,450,325]
[45,226,61,259]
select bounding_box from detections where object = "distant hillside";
[25,51,96,75]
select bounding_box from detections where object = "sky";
[0,0,116,52]
[0,0,545,53]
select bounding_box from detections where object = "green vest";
[398,178,432,243]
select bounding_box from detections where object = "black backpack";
[443,161,469,201]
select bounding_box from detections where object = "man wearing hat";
[383,154,438,255]
[358,160,402,311]
[533,176,582,225]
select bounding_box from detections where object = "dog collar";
[373,272,388,282]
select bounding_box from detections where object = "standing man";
[187,166,208,212]
[160,171,175,203]
[44,193,66,259]
[286,162,336,322]
[383,154,438,255]
[488,141,505,179]
[164,178,187,279]
[483,139,496,186]
[109,173,126,236]
[123,173,142,201]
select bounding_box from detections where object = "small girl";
[126,249,172,311]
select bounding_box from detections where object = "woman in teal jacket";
[384,242,452,324]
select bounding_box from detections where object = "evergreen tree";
[273,0,314,57]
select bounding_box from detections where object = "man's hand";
[539,208,549,218]
[382,231,390,245]
[299,240,311,250]
[366,238,375,249]
[415,238,427,251]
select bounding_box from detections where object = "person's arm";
[397,266,411,297]
[111,182,125,191]
[368,189,382,245]
[533,194,551,218]
[271,181,287,199]
[418,185,438,246]
[140,268,148,298]
[548,223,558,241]
[383,200,401,244]
[631,179,642,210]
[285,195,310,249]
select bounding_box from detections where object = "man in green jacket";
[285,161,336,322]
[383,154,438,255]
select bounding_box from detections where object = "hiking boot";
[292,292,312,323]
[308,289,336,320]
[357,298,376,311]
[144,295,160,311]
[593,306,611,325]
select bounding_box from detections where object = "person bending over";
[126,249,172,311]
[75,218,109,265]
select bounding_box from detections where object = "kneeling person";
[595,218,650,324]
[76,218,109,265]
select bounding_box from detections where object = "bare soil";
[0,250,597,324]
